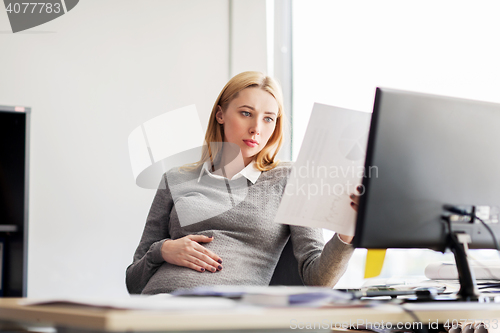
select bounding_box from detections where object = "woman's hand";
[349,185,363,212]
[338,233,354,244]
[338,185,364,244]
[161,235,223,273]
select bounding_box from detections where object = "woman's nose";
[249,121,261,135]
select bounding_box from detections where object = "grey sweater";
[126,161,354,295]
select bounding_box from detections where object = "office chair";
[269,237,304,286]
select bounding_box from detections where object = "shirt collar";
[198,160,261,184]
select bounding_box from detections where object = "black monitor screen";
[354,88,500,251]
[0,111,26,227]
[0,107,28,297]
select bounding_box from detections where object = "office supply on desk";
[425,261,500,280]
[354,88,500,302]
[172,285,353,307]
[21,294,238,311]
[358,276,500,300]
[364,249,387,278]
[355,278,451,300]
[21,286,357,312]
[274,103,371,236]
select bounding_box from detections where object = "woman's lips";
[243,140,258,148]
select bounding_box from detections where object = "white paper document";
[19,294,237,311]
[274,103,371,235]
[425,260,500,280]
[172,285,353,307]
[20,286,354,310]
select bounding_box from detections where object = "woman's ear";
[216,106,224,124]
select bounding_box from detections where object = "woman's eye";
[264,117,274,123]
[241,111,251,117]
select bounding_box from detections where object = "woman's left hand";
[338,234,354,244]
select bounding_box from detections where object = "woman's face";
[216,87,279,165]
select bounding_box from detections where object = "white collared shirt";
[198,160,262,184]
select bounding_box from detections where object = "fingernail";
[218,259,222,264]
[350,202,355,206]
[201,268,205,272]
[218,265,222,270]
[211,267,216,272]
[208,235,213,238]
[357,185,363,191]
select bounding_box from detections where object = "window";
[292,0,500,288]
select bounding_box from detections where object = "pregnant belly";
[142,237,280,294]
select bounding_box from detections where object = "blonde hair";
[182,71,286,172]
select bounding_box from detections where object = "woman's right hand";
[349,185,363,212]
[161,235,223,273]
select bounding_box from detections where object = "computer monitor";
[353,88,500,301]
[0,105,30,297]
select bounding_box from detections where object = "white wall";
[230,0,268,76]
[0,0,231,298]
[230,0,294,160]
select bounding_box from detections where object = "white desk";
[1,298,500,332]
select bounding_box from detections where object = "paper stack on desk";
[172,285,353,307]
[425,261,500,280]
[20,294,237,311]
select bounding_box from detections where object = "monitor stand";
[356,231,481,302]
[402,231,480,303]
[448,231,479,301]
